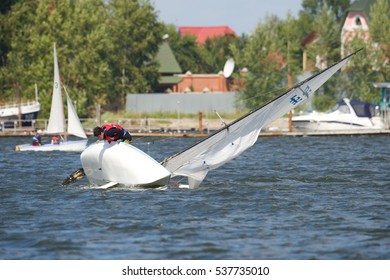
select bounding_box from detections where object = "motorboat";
[292,98,384,132]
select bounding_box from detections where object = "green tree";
[343,0,390,104]
[0,0,164,117]
[201,35,238,74]
[307,3,344,110]
[0,0,40,101]
[104,0,163,107]
[170,34,203,73]
[301,0,351,21]
[1,0,112,117]
[368,0,390,82]
[234,16,289,109]
[309,3,340,63]
[344,37,375,102]
[0,0,20,67]
[280,13,302,78]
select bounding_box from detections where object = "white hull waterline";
[292,98,384,132]
[16,139,88,152]
[80,142,171,188]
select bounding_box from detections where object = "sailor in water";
[93,124,132,144]
[32,129,44,146]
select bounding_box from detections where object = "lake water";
[1,135,389,259]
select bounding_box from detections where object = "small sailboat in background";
[16,43,88,152]
[64,49,362,189]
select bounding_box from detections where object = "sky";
[152,0,303,35]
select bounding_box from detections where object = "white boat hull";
[292,98,384,132]
[0,101,40,119]
[292,117,383,131]
[0,101,40,128]
[80,142,171,188]
[16,139,88,152]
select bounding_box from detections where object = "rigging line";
[215,110,227,127]
[138,135,178,146]
[132,136,171,146]
[239,87,288,103]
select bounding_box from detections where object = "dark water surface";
[1,135,389,259]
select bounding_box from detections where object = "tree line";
[0,0,389,118]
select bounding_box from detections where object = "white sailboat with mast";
[16,43,88,152]
[63,49,361,188]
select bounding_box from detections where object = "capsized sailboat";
[67,49,361,188]
[80,141,171,189]
[16,44,88,152]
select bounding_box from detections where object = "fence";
[126,92,242,114]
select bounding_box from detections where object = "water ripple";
[1,136,390,259]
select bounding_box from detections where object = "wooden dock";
[3,115,389,138]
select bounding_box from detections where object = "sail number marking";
[289,85,312,105]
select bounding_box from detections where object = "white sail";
[47,43,86,139]
[46,43,66,134]
[64,86,87,139]
[163,50,361,188]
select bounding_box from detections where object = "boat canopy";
[339,99,374,118]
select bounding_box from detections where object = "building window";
[355,17,362,26]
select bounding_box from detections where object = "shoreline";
[2,117,390,137]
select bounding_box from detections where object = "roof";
[178,26,236,44]
[301,31,319,47]
[347,0,374,13]
[373,82,390,88]
[155,41,182,74]
[346,0,390,18]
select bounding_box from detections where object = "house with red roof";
[178,26,236,44]
[155,38,232,93]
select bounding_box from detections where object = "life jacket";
[32,134,41,146]
[51,136,59,144]
[101,124,123,142]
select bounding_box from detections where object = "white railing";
[0,100,40,110]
